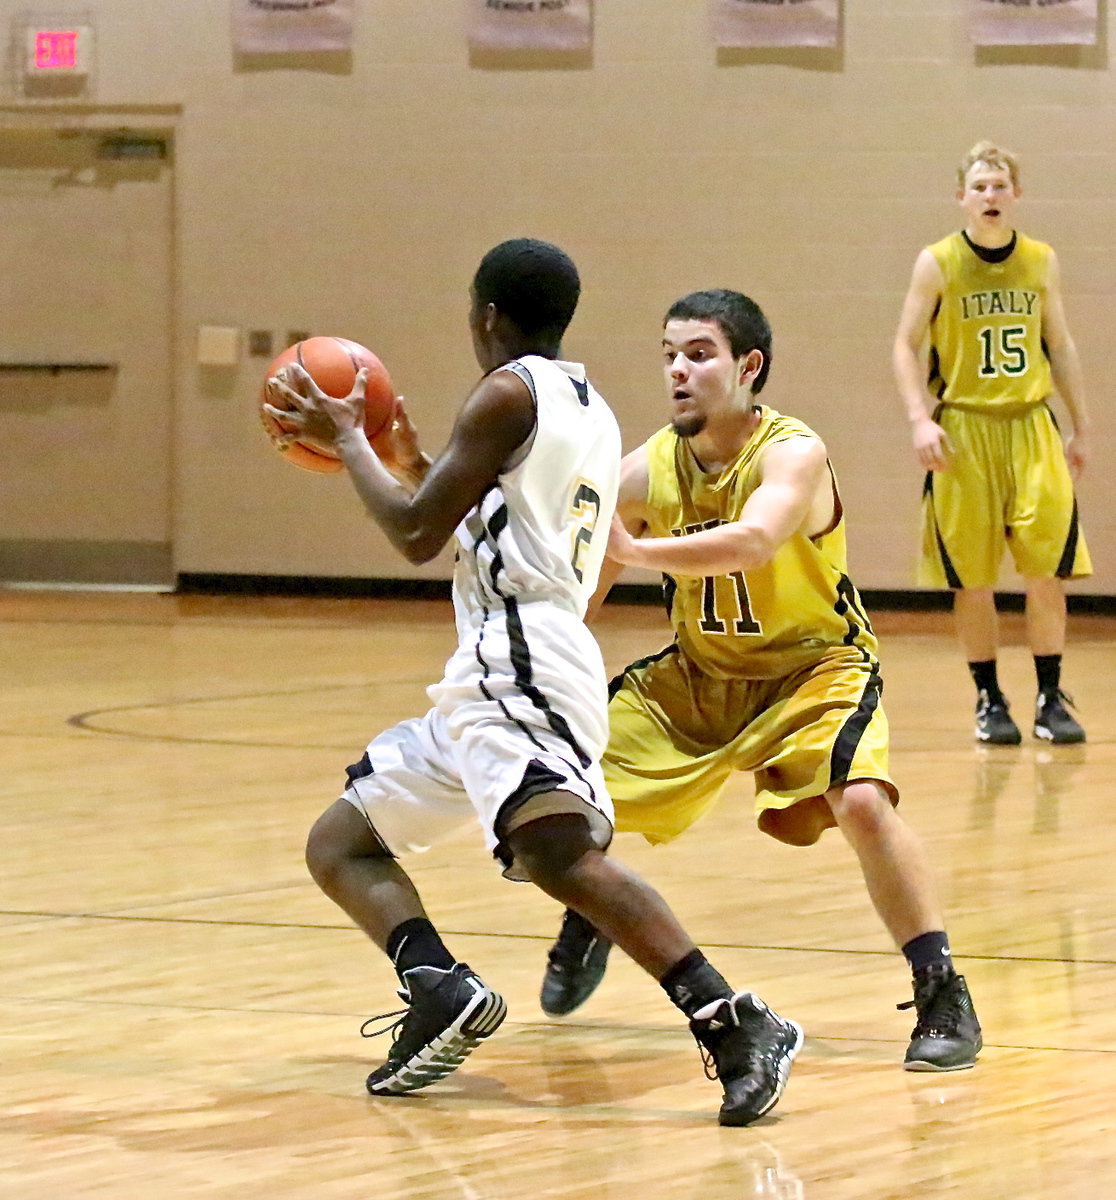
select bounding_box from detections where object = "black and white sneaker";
[1034,689,1085,744]
[900,968,982,1072]
[540,909,612,1017]
[690,992,803,1126]
[975,689,1022,745]
[362,963,507,1095]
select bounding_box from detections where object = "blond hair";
[958,140,1020,188]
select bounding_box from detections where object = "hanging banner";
[468,0,593,51]
[970,0,1098,46]
[232,0,354,54]
[711,0,840,48]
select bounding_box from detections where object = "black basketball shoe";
[540,909,612,1017]
[900,968,982,1072]
[362,963,507,1095]
[689,991,803,1126]
[1034,689,1085,744]
[975,689,1022,745]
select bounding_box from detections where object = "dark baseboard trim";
[601,584,1116,616]
[604,583,962,611]
[176,573,454,600]
[859,589,1116,616]
[174,574,1116,616]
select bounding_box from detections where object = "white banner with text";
[970,0,1098,46]
[711,0,840,48]
[232,0,354,54]
[468,0,593,51]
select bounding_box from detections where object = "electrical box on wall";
[197,326,241,368]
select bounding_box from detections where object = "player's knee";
[305,798,386,889]
[503,812,596,891]
[305,810,342,889]
[827,780,893,839]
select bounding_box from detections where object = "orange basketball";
[260,336,397,474]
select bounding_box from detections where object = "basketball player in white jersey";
[264,239,802,1126]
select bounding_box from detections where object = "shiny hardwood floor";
[2,588,1114,1199]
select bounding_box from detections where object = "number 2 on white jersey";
[570,481,602,582]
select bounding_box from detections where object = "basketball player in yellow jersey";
[541,289,981,1072]
[893,141,1091,746]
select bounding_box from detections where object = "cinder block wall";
[2,1,1111,591]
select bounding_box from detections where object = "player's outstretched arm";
[607,436,828,578]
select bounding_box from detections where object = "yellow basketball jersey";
[643,408,878,680]
[927,232,1053,414]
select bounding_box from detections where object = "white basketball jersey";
[348,356,621,874]
[452,355,620,631]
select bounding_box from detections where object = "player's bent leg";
[507,810,802,1125]
[306,798,426,947]
[307,799,507,1096]
[827,781,944,947]
[826,781,981,1071]
[506,811,691,977]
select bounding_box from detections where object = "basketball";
[260,336,397,473]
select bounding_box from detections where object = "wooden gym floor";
[2,589,1114,1199]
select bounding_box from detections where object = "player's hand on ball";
[258,336,396,473]
[375,398,424,472]
[266,363,368,444]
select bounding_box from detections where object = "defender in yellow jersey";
[542,289,981,1072]
[894,141,1091,746]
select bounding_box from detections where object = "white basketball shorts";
[341,601,614,881]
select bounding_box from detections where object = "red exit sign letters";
[26,26,91,74]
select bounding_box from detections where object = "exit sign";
[26,25,92,74]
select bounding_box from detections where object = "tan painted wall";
[2,1,1112,591]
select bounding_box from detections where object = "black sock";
[1034,654,1061,698]
[902,930,955,976]
[385,917,456,978]
[968,660,1002,700]
[659,949,733,1018]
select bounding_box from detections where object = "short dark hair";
[473,238,581,342]
[665,289,773,394]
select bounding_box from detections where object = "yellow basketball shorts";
[919,403,1091,590]
[603,643,897,848]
